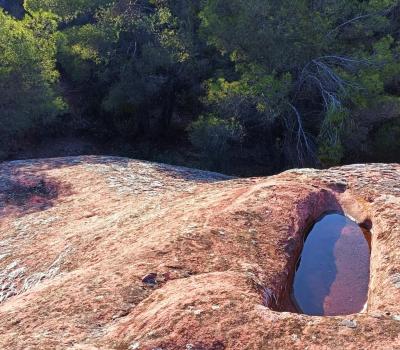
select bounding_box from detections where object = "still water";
[292,213,371,316]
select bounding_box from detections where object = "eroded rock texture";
[0,156,399,350]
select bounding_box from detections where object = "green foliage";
[49,0,209,139]
[188,114,244,164]
[200,0,329,71]
[1,0,400,170]
[24,0,112,21]
[206,66,292,125]
[372,119,400,162]
[321,104,348,137]
[317,106,349,166]
[199,0,400,167]
[0,9,65,158]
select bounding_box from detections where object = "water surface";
[292,213,371,316]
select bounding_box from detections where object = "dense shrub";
[372,119,400,162]
[188,114,244,167]
[0,10,65,158]
[0,1,399,171]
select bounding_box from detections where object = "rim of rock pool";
[290,211,372,317]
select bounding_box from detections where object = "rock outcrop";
[0,156,399,350]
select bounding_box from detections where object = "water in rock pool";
[292,213,371,316]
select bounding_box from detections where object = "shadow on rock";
[0,170,71,218]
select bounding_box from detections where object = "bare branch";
[287,103,316,165]
[326,14,375,38]
[326,4,397,38]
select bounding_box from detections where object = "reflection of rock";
[0,157,399,349]
[293,214,344,316]
[323,221,370,315]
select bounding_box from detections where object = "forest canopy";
[0,0,400,175]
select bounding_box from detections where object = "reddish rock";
[0,156,399,349]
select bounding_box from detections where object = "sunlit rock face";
[0,157,399,350]
[293,213,371,316]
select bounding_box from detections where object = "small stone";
[142,273,157,286]
[334,181,347,187]
[393,315,400,321]
[193,309,203,315]
[112,307,130,320]
[129,341,140,350]
[212,304,220,310]
[340,319,357,328]
[390,274,400,289]
[0,254,9,261]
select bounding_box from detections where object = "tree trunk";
[160,85,176,136]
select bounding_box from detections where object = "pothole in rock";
[291,212,371,316]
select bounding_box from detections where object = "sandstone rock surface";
[0,156,399,350]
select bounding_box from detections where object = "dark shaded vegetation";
[1,0,400,175]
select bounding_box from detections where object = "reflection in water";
[292,213,371,316]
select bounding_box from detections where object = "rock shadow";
[0,161,73,218]
[151,163,233,183]
[0,154,231,218]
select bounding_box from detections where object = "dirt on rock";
[0,156,399,350]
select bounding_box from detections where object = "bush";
[371,119,400,162]
[317,106,348,167]
[188,114,244,166]
[0,10,65,158]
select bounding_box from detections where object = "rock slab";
[0,156,399,350]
